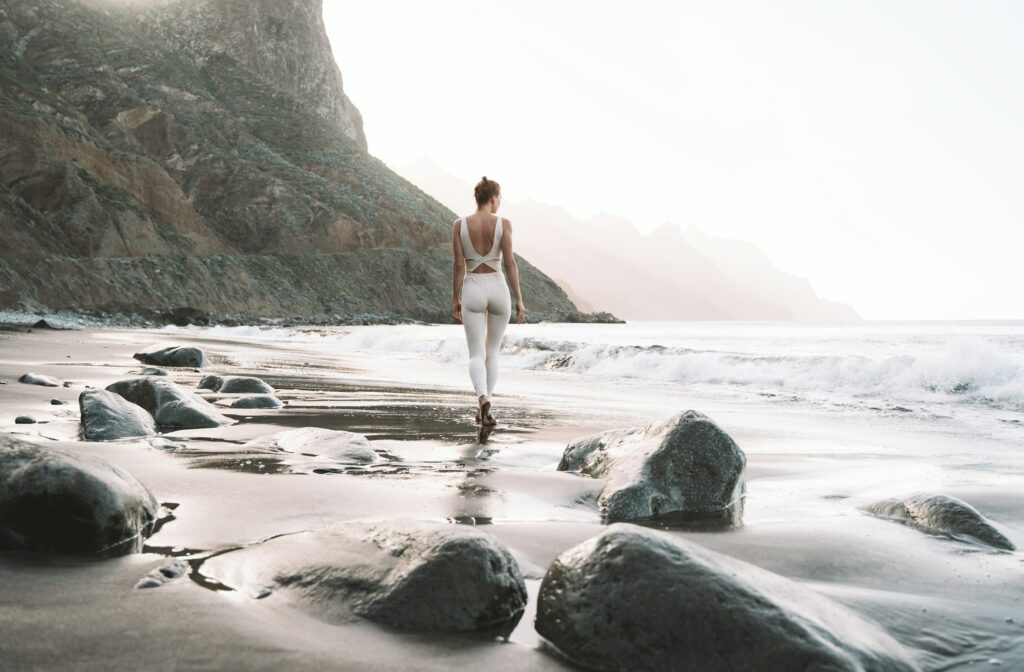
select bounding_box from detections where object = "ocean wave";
[157,324,1024,412]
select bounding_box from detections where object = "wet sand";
[1,324,1022,670]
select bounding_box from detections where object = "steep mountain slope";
[0,0,597,323]
[397,157,860,321]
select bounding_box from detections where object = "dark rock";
[558,410,746,522]
[106,377,233,430]
[32,319,56,329]
[136,558,190,588]
[165,307,210,327]
[230,394,283,409]
[198,374,273,394]
[49,399,66,405]
[861,493,1015,551]
[243,427,376,463]
[535,524,920,672]
[138,367,168,376]
[0,433,159,556]
[202,520,527,633]
[79,389,157,441]
[18,372,60,387]
[133,344,207,368]
[14,415,36,424]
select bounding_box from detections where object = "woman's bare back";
[462,214,500,274]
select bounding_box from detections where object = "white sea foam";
[156,322,1024,413]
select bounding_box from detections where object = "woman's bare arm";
[500,219,526,324]
[451,218,466,323]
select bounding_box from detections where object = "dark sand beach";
[1,323,1022,670]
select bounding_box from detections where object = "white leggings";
[460,271,511,398]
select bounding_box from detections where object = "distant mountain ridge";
[0,0,602,323]
[398,156,860,321]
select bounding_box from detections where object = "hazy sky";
[323,1,1024,320]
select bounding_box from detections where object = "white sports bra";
[460,216,503,272]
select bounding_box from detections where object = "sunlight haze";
[323,0,1024,320]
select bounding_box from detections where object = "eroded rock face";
[243,427,376,463]
[198,374,273,394]
[558,410,746,522]
[18,372,60,387]
[79,388,157,441]
[106,377,233,429]
[133,344,207,368]
[535,524,920,672]
[201,520,527,633]
[0,0,591,324]
[0,433,159,556]
[146,0,367,151]
[229,394,282,409]
[861,493,1015,551]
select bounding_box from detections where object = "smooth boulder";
[133,344,206,368]
[18,372,59,387]
[106,377,233,430]
[230,394,283,409]
[861,493,1015,551]
[244,427,378,463]
[201,520,527,633]
[0,433,159,556]
[558,410,745,522]
[79,389,157,441]
[138,367,168,376]
[535,524,920,672]
[198,374,274,394]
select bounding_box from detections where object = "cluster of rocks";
[2,342,1013,669]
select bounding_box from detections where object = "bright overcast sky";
[323,1,1024,320]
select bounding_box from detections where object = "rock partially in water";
[136,558,190,588]
[861,493,1015,551]
[79,388,156,441]
[138,367,168,376]
[50,398,66,405]
[535,524,920,672]
[229,394,283,409]
[244,427,377,463]
[202,520,527,633]
[14,415,36,424]
[558,410,746,523]
[18,372,60,387]
[198,374,274,394]
[106,377,233,430]
[0,433,159,556]
[133,344,207,368]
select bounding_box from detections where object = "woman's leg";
[461,280,488,398]
[484,276,512,397]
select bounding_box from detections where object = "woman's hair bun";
[474,175,500,207]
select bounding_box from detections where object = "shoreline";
[0,303,624,332]
[1,324,1022,670]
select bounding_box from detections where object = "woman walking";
[451,176,526,426]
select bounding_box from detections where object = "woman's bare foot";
[480,398,496,426]
[476,395,488,425]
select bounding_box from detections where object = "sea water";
[157,320,1024,446]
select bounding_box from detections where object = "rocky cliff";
[0,0,601,324]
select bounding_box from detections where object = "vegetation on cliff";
[0,0,614,323]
